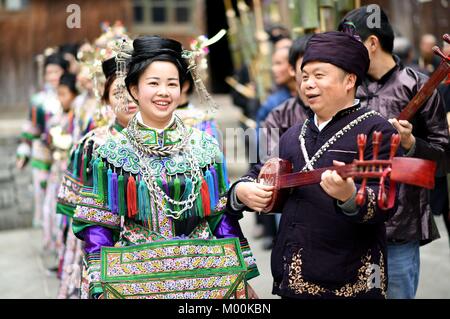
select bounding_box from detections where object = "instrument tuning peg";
[357,134,367,161]
[372,131,382,160]
[443,34,449,45]
[432,46,450,62]
[389,134,401,160]
[355,179,367,206]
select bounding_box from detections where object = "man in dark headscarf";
[339,6,448,299]
[227,31,400,298]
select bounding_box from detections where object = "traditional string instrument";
[258,132,436,213]
[397,33,449,121]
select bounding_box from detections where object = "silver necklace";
[299,110,378,172]
[125,115,204,219]
[124,114,191,157]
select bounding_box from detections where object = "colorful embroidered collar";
[134,113,182,146]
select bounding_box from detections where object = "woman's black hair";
[266,24,291,44]
[59,43,81,60]
[59,72,78,95]
[101,57,118,104]
[125,35,188,100]
[183,70,195,95]
[45,53,70,71]
[102,57,117,79]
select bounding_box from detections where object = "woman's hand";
[235,182,274,212]
[320,160,356,202]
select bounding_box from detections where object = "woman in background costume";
[16,53,68,228]
[57,52,138,298]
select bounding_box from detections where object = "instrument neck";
[279,164,355,189]
[397,59,450,121]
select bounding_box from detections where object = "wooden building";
[0,0,206,112]
[0,0,448,112]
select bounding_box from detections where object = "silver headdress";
[181,29,227,117]
[112,37,133,113]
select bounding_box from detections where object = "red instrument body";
[258,133,437,213]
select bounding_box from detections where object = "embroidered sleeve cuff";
[337,188,359,216]
[230,184,246,211]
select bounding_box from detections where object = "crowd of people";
[14,4,450,300]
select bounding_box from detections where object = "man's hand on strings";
[320,160,356,202]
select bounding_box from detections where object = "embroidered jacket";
[57,123,125,218]
[71,115,259,297]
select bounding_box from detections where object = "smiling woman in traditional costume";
[71,35,259,299]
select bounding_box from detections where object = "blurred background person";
[413,34,441,75]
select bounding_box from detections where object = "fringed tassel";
[210,166,220,205]
[215,163,227,195]
[161,177,170,196]
[173,177,181,213]
[82,149,88,183]
[161,177,172,212]
[127,175,138,219]
[97,160,105,202]
[137,180,144,221]
[111,171,118,214]
[200,177,211,217]
[156,177,164,192]
[143,182,151,222]
[92,158,99,195]
[182,177,193,200]
[205,170,216,211]
[107,168,113,210]
[221,154,230,189]
[118,174,126,217]
[138,180,151,221]
[72,148,79,176]
[210,121,219,141]
[79,149,85,182]
[182,177,193,217]
[102,164,108,204]
[195,178,203,218]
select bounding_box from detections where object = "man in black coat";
[339,6,449,299]
[227,31,399,299]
